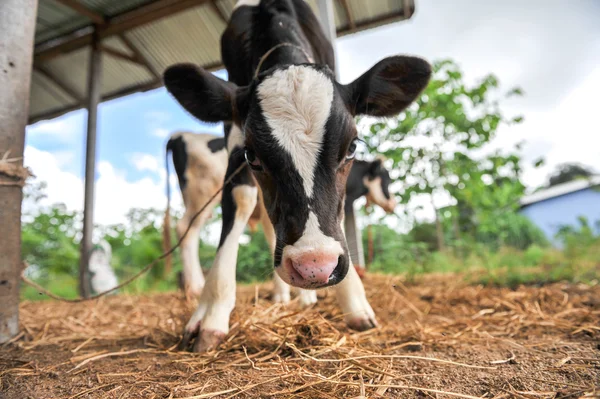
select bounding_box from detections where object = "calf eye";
[346,139,358,161]
[244,148,263,171]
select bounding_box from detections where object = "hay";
[1,274,599,398]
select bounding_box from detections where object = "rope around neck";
[254,43,314,79]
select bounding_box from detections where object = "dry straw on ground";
[1,274,599,398]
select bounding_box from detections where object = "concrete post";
[0,0,38,343]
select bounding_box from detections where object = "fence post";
[0,0,38,343]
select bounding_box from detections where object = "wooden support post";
[79,28,103,298]
[0,0,38,344]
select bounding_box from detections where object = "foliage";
[364,226,599,289]
[20,58,598,300]
[237,228,274,283]
[548,163,596,187]
[22,204,80,277]
[361,59,547,252]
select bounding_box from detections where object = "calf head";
[164,57,430,289]
[364,158,397,213]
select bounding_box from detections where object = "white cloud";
[130,153,161,173]
[26,112,85,143]
[145,110,171,125]
[24,146,183,226]
[24,146,84,213]
[51,150,77,169]
[144,110,173,139]
[94,161,169,225]
[152,127,171,138]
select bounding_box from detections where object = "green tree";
[362,59,538,250]
[22,203,80,277]
[548,163,595,187]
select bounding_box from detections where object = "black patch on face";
[207,137,226,153]
[167,136,188,191]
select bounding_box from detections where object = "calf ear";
[163,63,241,123]
[342,56,431,117]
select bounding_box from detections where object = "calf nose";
[291,253,338,285]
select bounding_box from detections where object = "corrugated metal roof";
[30,0,415,124]
[35,1,89,43]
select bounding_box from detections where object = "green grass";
[21,240,600,301]
[21,274,80,301]
[368,242,599,288]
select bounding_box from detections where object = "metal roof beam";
[209,0,228,24]
[403,0,413,18]
[35,0,210,65]
[337,0,356,30]
[28,60,222,124]
[34,66,84,103]
[118,34,162,81]
[100,43,143,66]
[54,0,106,25]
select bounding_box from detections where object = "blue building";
[519,177,600,246]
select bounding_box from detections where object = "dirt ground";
[1,273,598,399]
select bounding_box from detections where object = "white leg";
[273,273,291,304]
[177,207,213,300]
[256,194,292,305]
[181,185,257,352]
[292,287,318,307]
[335,261,377,331]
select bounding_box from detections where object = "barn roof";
[30,0,416,124]
[520,176,600,207]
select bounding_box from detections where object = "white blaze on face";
[233,0,260,9]
[282,211,343,265]
[257,66,334,198]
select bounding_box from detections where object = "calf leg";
[181,162,257,352]
[335,261,377,331]
[293,287,318,307]
[272,273,291,304]
[177,202,216,300]
[258,203,292,304]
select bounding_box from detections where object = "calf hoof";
[193,329,226,352]
[298,290,318,308]
[179,321,200,351]
[347,315,378,332]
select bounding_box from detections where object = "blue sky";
[24,0,600,228]
[26,69,228,182]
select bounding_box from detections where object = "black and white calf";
[164,132,396,301]
[163,0,430,352]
